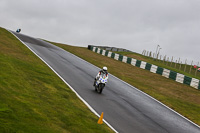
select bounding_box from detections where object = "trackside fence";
[88,45,200,90]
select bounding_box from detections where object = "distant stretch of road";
[12,31,200,133]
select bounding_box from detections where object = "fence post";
[149,51,152,58]
[163,55,166,64]
[146,51,149,56]
[189,60,193,74]
[170,56,173,67]
[179,61,182,70]
[142,50,144,55]
[144,50,146,56]
[195,62,199,76]
[184,59,187,72]
[175,60,177,68]
[160,55,162,62]
[166,57,169,66]
[177,58,180,69]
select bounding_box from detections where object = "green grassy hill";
[0,27,114,133]
[50,41,200,126]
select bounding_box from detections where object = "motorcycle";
[94,73,108,94]
[16,29,21,33]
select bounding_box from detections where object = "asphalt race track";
[11,31,200,133]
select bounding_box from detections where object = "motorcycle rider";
[16,29,21,33]
[93,66,108,86]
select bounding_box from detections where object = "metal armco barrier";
[88,45,133,52]
[88,45,200,90]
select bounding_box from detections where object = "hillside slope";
[0,28,113,133]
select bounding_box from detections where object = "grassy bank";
[0,28,114,133]
[50,42,200,126]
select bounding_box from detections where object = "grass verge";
[50,42,200,126]
[0,27,114,133]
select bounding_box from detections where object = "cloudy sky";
[1,0,200,64]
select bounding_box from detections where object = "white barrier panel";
[122,56,127,63]
[176,73,184,83]
[140,61,147,69]
[114,54,119,60]
[131,58,137,66]
[97,48,100,54]
[150,65,158,73]
[190,78,199,89]
[102,50,106,56]
[107,52,112,57]
[93,47,96,52]
[162,69,170,78]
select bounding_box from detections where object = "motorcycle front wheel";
[98,84,104,94]
[95,86,97,91]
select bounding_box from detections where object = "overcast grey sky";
[1,0,200,64]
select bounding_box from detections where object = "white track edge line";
[8,30,118,133]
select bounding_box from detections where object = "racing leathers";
[93,70,108,86]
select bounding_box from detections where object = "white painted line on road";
[9,30,118,133]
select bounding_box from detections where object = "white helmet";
[103,66,107,71]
